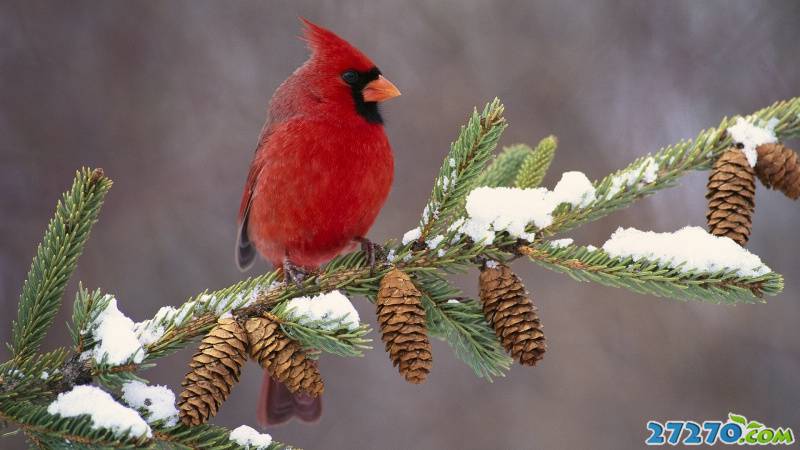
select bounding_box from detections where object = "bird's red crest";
[300,18,376,72]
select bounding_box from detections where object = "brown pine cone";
[478,263,546,366]
[178,317,249,426]
[706,148,756,246]
[376,269,433,384]
[755,143,800,200]
[245,314,324,397]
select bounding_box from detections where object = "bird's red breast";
[236,19,399,271]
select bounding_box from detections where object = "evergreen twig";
[10,168,112,363]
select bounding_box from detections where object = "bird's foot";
[356,237,384,276]
[282,258,309,289]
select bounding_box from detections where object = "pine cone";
[376,269,433,384]
[706,148,756,246]
[178,317,249,426]
[755,143,800,200]
[245,314,324,397]
[478,263,546,366]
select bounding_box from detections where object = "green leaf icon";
[747,421,765,429]
[728,413,747,425]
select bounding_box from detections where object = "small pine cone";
[376,269,433,384]
[178,317,249,426]
[478,263,546,366]
[245,314,324,397]
[706,148,756,246]
[755,143,800,200]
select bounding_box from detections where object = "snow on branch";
[542,99,800,236]
[230,425,273,449]
[527,228,783,303]
[602,226,770,278]
[47,385,152,439]
[460,171,595,243]
[121,380,179,427]
[727,117,778,166]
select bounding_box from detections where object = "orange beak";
[362,75,401,103]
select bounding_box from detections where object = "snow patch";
[230,425,272,449]
[463,187,554,244]
[91,297,146,365]
[461,171,596,244]
[605,156,659,199]
[602,226,770,277]
[47,385,151,438]
[285,290,360,330]
[427,235,445,249]
[214,286,265,315]
[121,380,178,426]
[402,227,421,245]
[134,286,266,346]
[727,117,777,167]
[552,171,596,207]
[550,238,574,249]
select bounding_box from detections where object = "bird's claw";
[357,237,384,276]
[282,258,309,289]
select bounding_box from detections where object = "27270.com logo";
[646,413,794,446]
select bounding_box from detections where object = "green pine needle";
[528,242,783,303]
[418,98,508,241]
[515,135,557,188]
[476,143,535,188]
[10,168,112,363]
[416,272,512,380]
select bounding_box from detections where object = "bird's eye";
[342,70,359,85]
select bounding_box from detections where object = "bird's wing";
[236,117,278,271]
[236,158,262,271]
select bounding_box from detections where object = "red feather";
[236,19,396,425]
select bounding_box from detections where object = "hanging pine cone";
[178,317,249,426]
[706,148,756,246]
[245,314,324,397]
[376,269,432,384]
[755,143,800,200]
[478,263,546,366]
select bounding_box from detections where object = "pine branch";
[0,402,287,449]
[155,424,286,450]
[269,302,372,358]
[70,286,112,354]
[10,168,112,362]
[116,98,798,375]
[0,401,150,449]
[476,143,535,188]
[0,348,68,402]
[417,98,508,242]
[416,272,512,380]
[515,135,557,188]
[521,243,782,303]
[4,97,798,449]
[541,97,800,236]
[140,271,283,361]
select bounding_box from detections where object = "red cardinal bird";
[236,19,399,426]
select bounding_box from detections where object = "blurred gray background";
[1,1,799,449]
